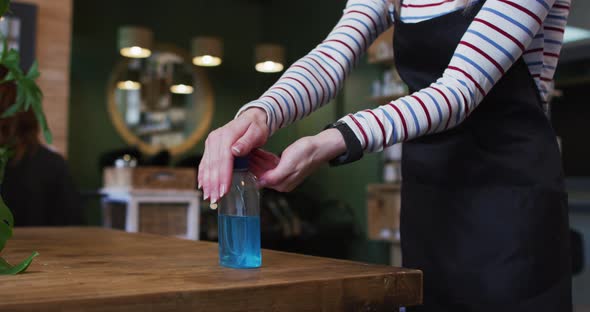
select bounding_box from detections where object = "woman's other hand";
[251,129,346,192]
[199,108,268,203]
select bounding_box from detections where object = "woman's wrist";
[239,107,267,125]
[311,128,347,163]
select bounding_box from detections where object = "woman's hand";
[199,108,268,203]
[251,129,346,192]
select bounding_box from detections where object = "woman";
[0,68,82,227]
[200,0,572,310]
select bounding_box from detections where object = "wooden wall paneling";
[14,0,72,156]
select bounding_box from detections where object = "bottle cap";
[234,156,249,170]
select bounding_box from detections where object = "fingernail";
[220,185,226,197]
[232,146,241,155]
[258,179,267,186]
[211,190,218,203]
[204,192,209,200]
[198,182,202,190]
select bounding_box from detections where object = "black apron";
[393,2,572,311]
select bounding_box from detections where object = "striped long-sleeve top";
[237,0,571,153]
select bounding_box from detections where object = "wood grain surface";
[0,227,422,311]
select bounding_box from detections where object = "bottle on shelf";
[383,144,402,183]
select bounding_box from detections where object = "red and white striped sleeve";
[340,0,569,153]
[524,0,570,103]
[236,0,393,135]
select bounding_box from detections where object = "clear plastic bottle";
[218,157,261,268]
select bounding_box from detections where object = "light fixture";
[117,80,141,90]
[192,37,223,67]
[170,63,194,94]
[255,44,285,73]
[117,62,141,90]
[170,84,194,94]
[118,26,153,58]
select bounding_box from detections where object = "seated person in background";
[0,76,83,226]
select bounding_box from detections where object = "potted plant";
[0,0,51,274]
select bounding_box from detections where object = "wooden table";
[0,228,422,311]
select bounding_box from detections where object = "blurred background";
[0,0,589,309]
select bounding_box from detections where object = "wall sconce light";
[117,80,141,90]
[117,62,141,90]
[118,26,153,58]
[170,63,194,94]
[170,84,193,94]
[255,43,285,73]
[192,36,223,67]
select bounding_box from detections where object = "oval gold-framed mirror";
[107,44,214,156]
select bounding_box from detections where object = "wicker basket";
[103,167,196,190]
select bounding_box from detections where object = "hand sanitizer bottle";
[218,157,261,268]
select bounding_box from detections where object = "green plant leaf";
[0,81,25,118]
[1,70,17,83]
[0,252,39,275]
[0,2,46,263]
[0,33,7,62]
[0,53,51,143]
[0,0,10,17]
[42,128,51,144]
[19,79,32,110]
[0,49,23,85]
[31,99,51,144]
[25,61,39,80]
[0,256,10,269]
[0,195,14,251]
[2,49,20,70]
[0,102,20,118]
[0,147,13,184]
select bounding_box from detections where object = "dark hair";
[0,66,40,161]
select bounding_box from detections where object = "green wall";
[69,0,388,263]
[70,0,267,188]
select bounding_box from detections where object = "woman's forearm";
[339,0,568,154]
[235,0,392,136]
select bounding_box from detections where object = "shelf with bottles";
[369,67,409,104]
[367,27,408,104]
[382,143,403,184]
[367,27,395,66]
[366,26,407,185]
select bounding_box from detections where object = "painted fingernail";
[232,146,241,155]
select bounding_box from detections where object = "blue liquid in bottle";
[218,215,261,268]
[218,156,261,269]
